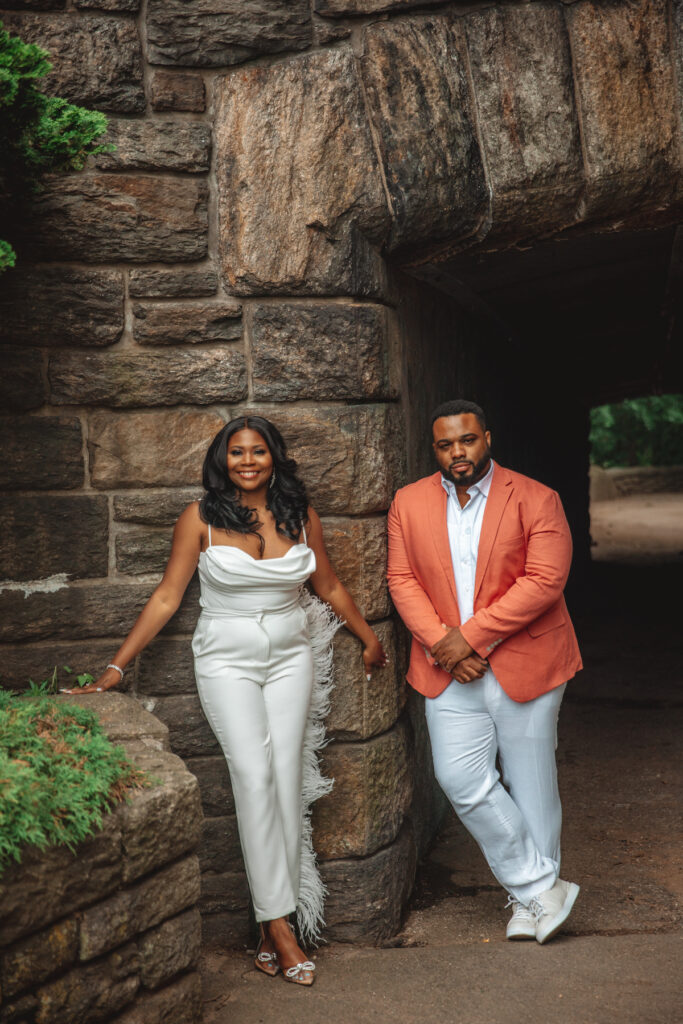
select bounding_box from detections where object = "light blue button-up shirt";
[440,459,495,624]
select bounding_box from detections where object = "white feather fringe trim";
[296,589,342,946]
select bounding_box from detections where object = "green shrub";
[590,395,683,468]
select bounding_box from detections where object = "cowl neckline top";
[198,541,317,615]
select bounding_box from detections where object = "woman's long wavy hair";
[199,416,309,549]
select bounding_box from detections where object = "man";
[387,399,582,943]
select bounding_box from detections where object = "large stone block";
[0,415,83,491]
[234,404,403,515]
[150,70,206,112]
[250,302,394,401]
[199,909,250,948]
[132,301,242,345]
[464,4,583,237]
[565,0,679,216]
[0,267,124,347]
[321,825,416,942]
[146,0,312,67]
[0,495,108,582]
[49,347,246,408]
[136,637,195,696]
[113,490,201,526]
[360,17,487,253]
[111,970,202,1024]
[328,620,405,740]
[1,917,79,1000]
[138,908,201,990]
[60,693,171,753]
[35,943,139,1024]
[0,347,46,412]
[199,816,243,874]
[74,0,140,11]
[95,121,211,173]
[128,268,217,299]
[20,176,208,263]
[88,409,224,488]
[79,856,201,959]
[184,756,235,817]
[139,695,219,759]
[320,515,390,620]
[313,720,412,859]
[316,0,451,13]
[199,871,250,915]
[115,528,173,576]
[216,49,390,296]
[1,13,144,113]
[0,640,120,692]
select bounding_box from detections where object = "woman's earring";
[270,470,277,488]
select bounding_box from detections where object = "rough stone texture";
[132,301,242,345]
[0,641,121,692]
[234,404,403,515]
[185,756,235,817]
[0,495,108,582]
[140,695,220,759]
[136,637,195,696]
[316,0,451,13]
[49,347,246,408]
[320,515,390,620]
[20,176,209,263]
[251,302,394,401]
[61,693,171,751]
[0,347,46,412]
[115,528,173,575]
[199,909,250,947]
[313,720,412,859]
[150,70,206,112]
[128,268,218,299]
[0,267,124,347]
[138,909,201,989]
[34,942,140,1024]
[321,825,416,942]
[88,409,225,488]
[328,620,405,740]
[0,415,83,491]
[114,490,201,526]
[199,871,250,915]
[95,121,211,174]
[199,817,243,874]
[565,0,680,216]
[109,970,201,1024]
[146,0,312,67]
[360,17,487,253]
[1,13,144,113]
[1,918,79,1000]
[80,856,201,960]
[464,4,583,236]
[75,0,139,10]
[216,49,390,296]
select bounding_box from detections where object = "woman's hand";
[60,666,122,694]
[362,634,388,681]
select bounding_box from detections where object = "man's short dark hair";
[430,400,487,432]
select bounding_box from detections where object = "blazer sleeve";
[459,489,572,654]
[387,497,447,651]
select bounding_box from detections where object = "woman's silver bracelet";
[106,663,124,681]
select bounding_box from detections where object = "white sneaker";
[505,896,536,940]
[529,878,580,944]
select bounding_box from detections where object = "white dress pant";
[193,602,313,923]
[425,670,566,905]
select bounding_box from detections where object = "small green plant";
[590,395,683,468]
[25,665,95,696]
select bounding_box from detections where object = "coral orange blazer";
[387,465,582,702]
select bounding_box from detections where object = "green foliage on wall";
[590,395,683,468]
[0,21,110,271]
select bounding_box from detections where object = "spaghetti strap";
[208,523,212,547]
[301,521,307,546]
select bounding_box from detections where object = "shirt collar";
[441,459,495,501]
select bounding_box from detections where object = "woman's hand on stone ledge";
[60,666,121,694]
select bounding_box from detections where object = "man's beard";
[442,447,492,488]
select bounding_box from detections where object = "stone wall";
[1,0,682,946]
[0,694,203,1024]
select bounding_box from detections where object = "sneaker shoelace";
[528,896,545,921]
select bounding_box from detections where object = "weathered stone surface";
[1,917,79,1000]
[110,970,202,1024]
[328,620,405,740]
[1,2,65,9]
[0,347,45,412]
[59,693,171,752]
[199,909,250,947]
[565,0,679,215]
[464,5,583,236]
[0,641,122,692]
[95,121,211,173]
[1,14,144,113]
[317,0,450,13]
[139,695,219,759]
[0,267,124,347]
[88,410,224,488]
[113,491,201,526]
[0,416,83,491]
[80,856,200,959]
[199,817,243,874]
[0,495,108,582]
[147,0,312,67]
[138,908,201,990]
[119,769,202,883]
[320,515,390,620]
[35,942,139,1024]
[115,528,173,575]
[21,176,209,263]
[185,756,235,817]
[361,17,487,252]
[150,70,206,112]
[49,347,246,408]
[132,301,242,345]
[321,825,416,942]
[75,0,139,9]
[313,720,412,859]
[234,404,403,515]
[251,302,394,401]
[0,814,122,946]
[199,872,250,915]
[136,636,195,696]
[216,49,389,296]
[128,268,218,299]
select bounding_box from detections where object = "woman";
[65,415,387,985]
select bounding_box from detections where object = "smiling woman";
[61,414,387,986]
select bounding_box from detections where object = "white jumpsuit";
[192,527,318,926]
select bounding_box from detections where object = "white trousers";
[425,670,566,905]
[192,603,313,922]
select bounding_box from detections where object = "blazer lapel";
[428,475,460,610]
[474,466,513,602]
